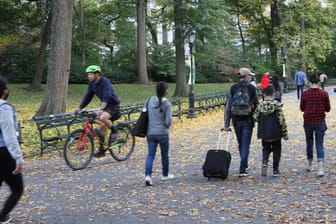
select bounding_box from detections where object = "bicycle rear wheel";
[109,124,135,161]
[64,129,94,170]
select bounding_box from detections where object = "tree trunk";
[136,0,148,84]
[269,0,281,67]
[36,0,74,116]
[146,20,158,46]
[279,0,291,81]
[28,3,51,91]
[173,0,187,97]
[299,17,306,72]
[78,0,86,65]
[236,6,246,61]
[162,24,168,44]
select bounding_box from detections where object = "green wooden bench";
[32,93,228,155]
[33,111,89,155]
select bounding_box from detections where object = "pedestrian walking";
[300,75,330,177]
[253,85,288,177]
[294,68,307,99]
[224,68,259,177]
[250,73,257,87]
[0,76,24,224]
[145,81,173,186]
[319,73,328,90]
[271,75,282,102]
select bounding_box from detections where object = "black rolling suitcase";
[202,129,232,180]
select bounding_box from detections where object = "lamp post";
[283,53,288,93]
[187,29,196,118]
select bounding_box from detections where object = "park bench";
[33,111,90,155]
[32,93,227,155]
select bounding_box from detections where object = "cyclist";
[76,65,121,158]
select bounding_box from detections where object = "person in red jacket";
[261,72,270,91]
[260,72,270,99]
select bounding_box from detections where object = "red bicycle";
[63,110,135,170]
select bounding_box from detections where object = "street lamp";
[283,53,288,93]
[187,28,196,118]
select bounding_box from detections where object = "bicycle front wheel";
[109,124,135,161]
[64,129,94,170]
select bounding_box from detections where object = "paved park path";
[1,87,336,224]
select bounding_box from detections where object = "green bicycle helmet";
[85,65,101,73]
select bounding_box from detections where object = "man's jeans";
[297,85,304,99]
[304,121,327,162]
[145,134,169,176]
[233,119,253,173]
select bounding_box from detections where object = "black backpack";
[257,110,282,140]
[231,84,252,116]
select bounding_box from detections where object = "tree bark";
[136,0,148,84]
[173,0,187,97]
[28,2,51,91]
[36,0,74,116]
[78,0,85,65]
[299,17,306,71]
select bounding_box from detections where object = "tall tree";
[36,0,74,115]
[137,0,148,84]
[28,0,52,90]
[173,0,187,97]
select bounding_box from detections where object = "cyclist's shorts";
[104,104,121,121]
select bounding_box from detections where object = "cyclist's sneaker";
[94,128,105,142]
[272,169,281,177]
[246,166,250,172]
[93,150,105,158]
[261,164,267,177]
[306,166,314,172]
[161,174,175,181]
[317,170,325,177]
[239,171,249,177]
[0,215,12,224]
[145,175,153,186]
[109,130,119,145]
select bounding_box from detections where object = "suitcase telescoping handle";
[216,128,231,152]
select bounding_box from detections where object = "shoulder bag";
[131,97,151,137]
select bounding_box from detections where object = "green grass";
[10,83,231,119]
[8,82,231,155]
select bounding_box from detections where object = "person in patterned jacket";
[253,85,288,177]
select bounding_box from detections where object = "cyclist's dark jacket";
[80,76,120,109]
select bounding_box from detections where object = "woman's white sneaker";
[317,170,325,177]
[161,174,175,181]
[145,175,153,186]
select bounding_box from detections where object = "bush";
[0,45,39,83]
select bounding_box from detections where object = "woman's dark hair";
[263,85,275,97]
[156,81,168,112]
[309,74,319,84]
[272,75,281,91]
[0,76,8,97]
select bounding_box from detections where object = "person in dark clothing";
[300,74,330,177]
[271,75,282,102]
[224,68,259,177]
[253,85,288,177]
[0,76,24,224]
[76,65,121,158]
